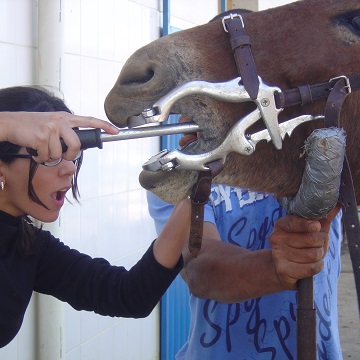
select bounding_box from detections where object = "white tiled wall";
[0,0,297,358]
[0,0,218,359]
[0,0,37,87]
[61,1,164,358]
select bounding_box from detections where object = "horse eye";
[352,16,360,32]
[336,11,360,36]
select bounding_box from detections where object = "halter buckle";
[222,13,244,33]
[329,75,352,94]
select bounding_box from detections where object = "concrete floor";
[338,245,360,358]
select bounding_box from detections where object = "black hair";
[0,86,83,255]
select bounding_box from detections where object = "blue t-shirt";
[147,185,343,360]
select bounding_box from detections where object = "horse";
[104,0,360,205]
[104,3,360,356]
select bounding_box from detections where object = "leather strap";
[275,74,360,109]
[298,85,313,106]
[224,16,259,100]
[323,78,360,313]
[189,161,224,257]
[339,157,360,313]
[324,78,350,127]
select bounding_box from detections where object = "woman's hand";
[0,111,119,163]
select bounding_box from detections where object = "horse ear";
[210,9,253,23]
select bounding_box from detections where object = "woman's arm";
[34,199,190,318]
[152,198,191,269]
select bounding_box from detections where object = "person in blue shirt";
[148,120,342,359]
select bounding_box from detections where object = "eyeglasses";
[0,150,83,167]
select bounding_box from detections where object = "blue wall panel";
[160,2,191,357]
[160,276,190,359]
[160,114,191,360]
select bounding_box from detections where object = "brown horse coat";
[105,0,360,204]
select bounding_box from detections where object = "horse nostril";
[119,68,155,86]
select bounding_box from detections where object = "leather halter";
[324,78,360,312]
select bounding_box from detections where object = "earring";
[1,180,4,191]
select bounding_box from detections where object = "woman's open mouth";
[56,191,65,201]
[51,188,69,207]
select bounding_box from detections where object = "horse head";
[105,0,360,203]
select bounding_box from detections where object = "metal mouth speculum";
[134,76,322,172]
[142,114,324,172]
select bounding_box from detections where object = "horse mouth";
[179,132,199,149]
[174,117,212,155]
[178,118,204,151]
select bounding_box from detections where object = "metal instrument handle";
[26,123,200,156]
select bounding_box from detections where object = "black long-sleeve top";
[0,210,183,348]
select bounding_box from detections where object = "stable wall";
[0,1,218,359]
[0,0,296,358]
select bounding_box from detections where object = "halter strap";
[189,161,224,257]
[275,74,360,109]
[223,14,259,100]
[324,78,360,314]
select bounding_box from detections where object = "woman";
[0,86,191,348]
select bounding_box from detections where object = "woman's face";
[0,149,77,222]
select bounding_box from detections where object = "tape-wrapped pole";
[279,127,346,360]
[279,127,346,219]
